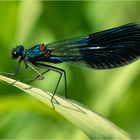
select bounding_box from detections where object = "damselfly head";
[11,45,25,59]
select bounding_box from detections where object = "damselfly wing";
[2,23,140,102]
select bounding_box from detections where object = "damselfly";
[3,23,140,102]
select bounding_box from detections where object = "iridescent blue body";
[20,23,140,69]
[25,44,49,62]
[7,23,140,102]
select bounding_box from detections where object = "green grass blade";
[0,75,131,139]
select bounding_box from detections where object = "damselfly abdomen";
[3,23,140,101]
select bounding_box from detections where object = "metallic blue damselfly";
[3,23,140,102]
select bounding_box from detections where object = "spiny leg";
[21,69,50,90]
[1,58,22,77]
[62,69,67,98]
[19,63,46,84]
[32,63,84,113]
[27,63,44,80]
[27,69,50,84]
[24,67,59,106]
[51,70,62,102]
[11,62,46,85]
[34,63,68,108]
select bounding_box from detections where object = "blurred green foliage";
[0,1,140,139]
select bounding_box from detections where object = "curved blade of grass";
[0,75,130,139]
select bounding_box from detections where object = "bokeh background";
[0,1,140,139]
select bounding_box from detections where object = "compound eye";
[11,49,19,59]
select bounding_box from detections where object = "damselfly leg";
[27,69,50,84]
[25,63,68,109]
[1,58,22,76]
[34,63,68,100]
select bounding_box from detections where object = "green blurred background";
[0,1,140,139]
